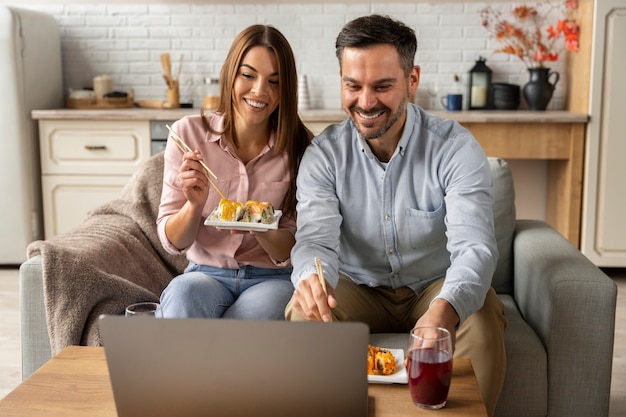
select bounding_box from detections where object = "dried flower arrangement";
[480,0,580,68]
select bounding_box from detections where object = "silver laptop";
[99,316,369,417]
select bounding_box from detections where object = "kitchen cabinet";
[37,119,151,238]
[580,0,626,266]
[464,121,585,247]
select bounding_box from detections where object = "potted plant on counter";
[480,0,580,110]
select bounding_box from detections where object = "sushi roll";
[244,200,275,224]
[215,198,244,222]
[367,344,396,375]
[210,199,275,224]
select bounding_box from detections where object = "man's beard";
[350,96,408,141]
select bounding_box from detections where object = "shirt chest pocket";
[403,204,447,250]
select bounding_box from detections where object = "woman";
[157,25,312,319]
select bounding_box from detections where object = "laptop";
[99,316,370,417]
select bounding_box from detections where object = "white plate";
[367,348,409,384]
[204,210,282,232]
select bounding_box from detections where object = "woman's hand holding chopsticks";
[166,125,227,200]
[177,148,212,208]
[163,148,213,251]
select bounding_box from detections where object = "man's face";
[340,44,419,141]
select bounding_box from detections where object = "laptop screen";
[99,316,369,417]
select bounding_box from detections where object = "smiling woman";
[156,24,312,321]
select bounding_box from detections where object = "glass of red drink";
[407,327,453,409]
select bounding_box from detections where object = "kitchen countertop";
[31,108,589,123]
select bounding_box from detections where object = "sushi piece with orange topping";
[367,344,396,376]
[211,198,275,224]
[243,200,275,224]
[214,198,245,222]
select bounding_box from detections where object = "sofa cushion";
[494,295,547,417]
[488,157,516,294]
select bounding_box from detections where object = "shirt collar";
[397,103,419,157]
[206,113,276,151]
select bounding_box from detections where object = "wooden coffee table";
[0,346,487,416]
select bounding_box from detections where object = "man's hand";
[413,298,460,350]
[291,273,337,322]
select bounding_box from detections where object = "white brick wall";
[23,1,568,111]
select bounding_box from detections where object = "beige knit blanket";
[27,152,188,355]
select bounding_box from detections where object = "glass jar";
[203,77,220,110]
[93,75,113,99]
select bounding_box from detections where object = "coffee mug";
[440,94,463,111]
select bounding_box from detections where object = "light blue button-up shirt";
[291,104,498,323]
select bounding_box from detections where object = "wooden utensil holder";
[166,80,180,109]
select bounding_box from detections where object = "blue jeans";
[160,263,294,320]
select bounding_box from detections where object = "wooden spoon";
[160,53,172,87]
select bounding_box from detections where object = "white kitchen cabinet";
[38,120,151,238]
[41,175,130,238]
[581,0,626,266]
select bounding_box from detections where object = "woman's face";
[232,46,280,127]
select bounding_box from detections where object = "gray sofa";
[20,153,617,417]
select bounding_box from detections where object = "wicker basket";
[66,91,134,109]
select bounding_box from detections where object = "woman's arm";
[251,228,295,263]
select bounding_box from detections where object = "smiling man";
[287,15,507,417]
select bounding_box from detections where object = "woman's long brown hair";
[201,25,312,217]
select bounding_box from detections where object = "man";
[287,14,507,416]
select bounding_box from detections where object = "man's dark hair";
[335,14,417,76]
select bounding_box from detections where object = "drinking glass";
[407,326,453,409]
[125,302,162,318]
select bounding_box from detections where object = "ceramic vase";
[523,67,560,111]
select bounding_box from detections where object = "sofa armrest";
[513,219,616,417]
[19,254,52,380]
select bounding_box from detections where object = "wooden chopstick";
[314,257,328,295]
[166,125,218,179]
[165,125,227,200]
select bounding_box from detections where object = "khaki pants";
[286,275,507,417]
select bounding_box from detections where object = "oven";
[150,120,177,155]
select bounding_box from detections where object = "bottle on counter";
[297,74,311,111]
[203,77,220,110]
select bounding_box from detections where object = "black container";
[491,83,520,110]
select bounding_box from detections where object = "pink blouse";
[157,113,296,269]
